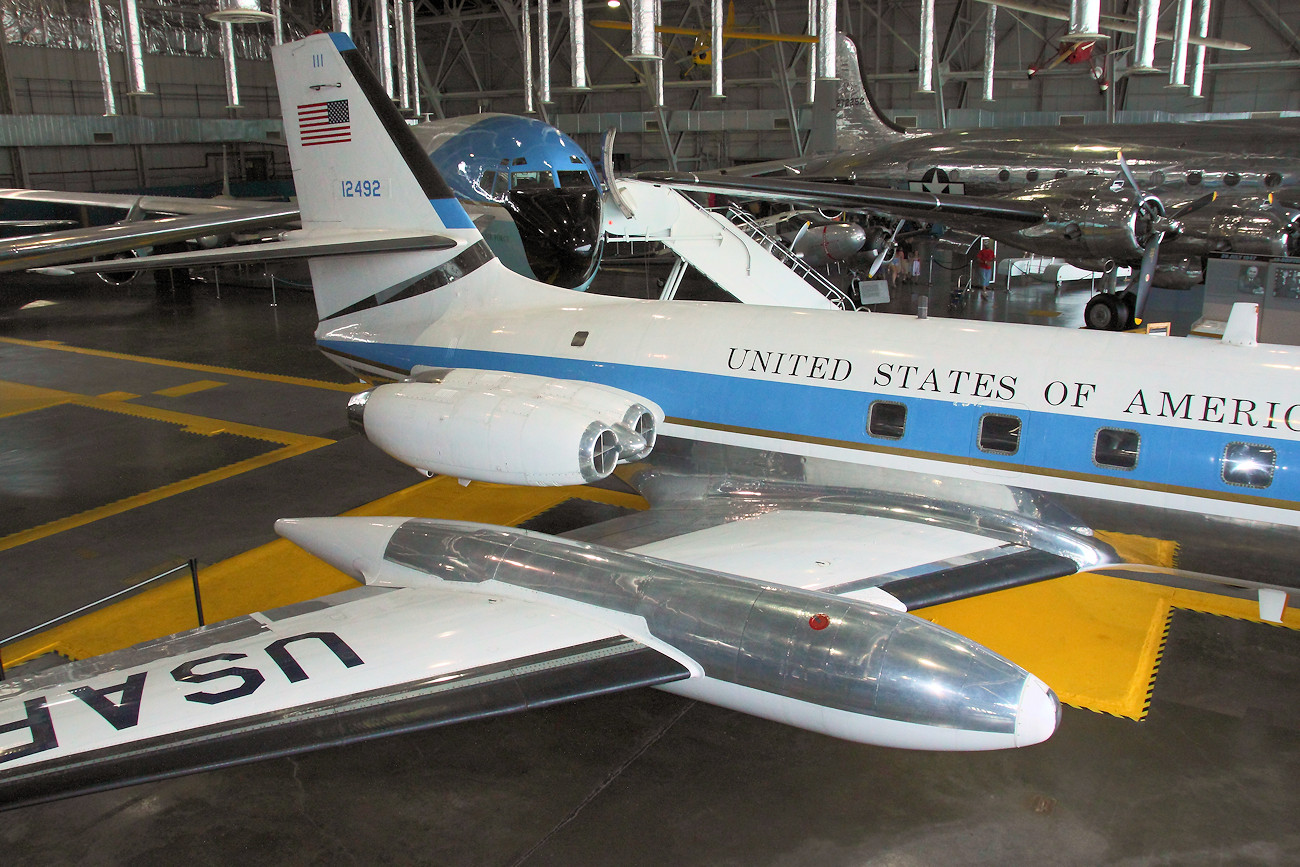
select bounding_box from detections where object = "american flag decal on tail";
[298,99,350,147]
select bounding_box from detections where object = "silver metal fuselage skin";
[796,119,1300,268]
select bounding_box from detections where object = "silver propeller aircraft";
[0,31,1295,811]
[647,34,1300,330]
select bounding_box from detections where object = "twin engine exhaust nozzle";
[346,369,663,487]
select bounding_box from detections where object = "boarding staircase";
[603,178,857,310]
[722,207,859,310]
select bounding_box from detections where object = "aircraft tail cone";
[276,516,405,582]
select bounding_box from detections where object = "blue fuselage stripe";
[322,339,1300,506]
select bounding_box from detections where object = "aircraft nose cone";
[505,187,603,289]
[1014,674,1061,747]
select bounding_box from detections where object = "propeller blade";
[1131,231,1162,322]
[1170,190,1218,219]
[790,220,811,254]
[1116,149,1141,193]
[867,221,906,277]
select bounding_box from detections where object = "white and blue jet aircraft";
[0,31,1294,810]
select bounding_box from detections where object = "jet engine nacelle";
[347,369,663,486]
[376,518,1061,751]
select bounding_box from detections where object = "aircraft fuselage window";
[1026,170,1039,182]
[1094,427,1140,470]
[558,170,594,188]
[1222,442,1276,488]
[978,413,1021,455]
[1187,171,1203,186]
[1224,172,1241,187]
[511,170,554,189]
[867,400,907,440]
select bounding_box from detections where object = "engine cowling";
[347,369,663,486]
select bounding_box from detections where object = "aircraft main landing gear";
[1084,289,1139,331]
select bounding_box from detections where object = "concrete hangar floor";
[0,269,1295,866]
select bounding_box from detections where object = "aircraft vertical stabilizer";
[272,32,501,323]
[832,33,910,152]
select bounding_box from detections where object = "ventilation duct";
[119,0,150,95]
[652,0,663,107]
[709,0,722,97]
[405,0,418,113]
[805,0,816,102]
[220,20,240,108]
[332,0,350,37]
[569,0,587,89]
[1190,0,1211,97]
[88,0,116,115]
[538,0,550,103]
[982,3,996,101]
[394,0,408,108]
[1131,0,1160,73]
[376,0,393,95]
[522,0,534,112]
[627,0,658,61]
[1169,0,1193,87]
[270,0,282,44]
[918,0,935,93]
[1065,0,1102,41]
[815,0,835,79]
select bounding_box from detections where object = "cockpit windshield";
[510,171,554,190]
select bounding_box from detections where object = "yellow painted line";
[2,478,648,666]
[0,389,335,554]
[1028,310,1062,318]
[919,571,1299,719]
[0,381,72,419]
[0,336,365,393]
[153,379,226,398]
[96,391,139,401]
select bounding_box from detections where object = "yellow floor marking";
[0,388,335,554]
[1027,310,1062,318]
[0,336,365,393]
[919,571,1298,719]
[153,380,226,398]
[3,478,648,666]
[96,391,139,401]
[0,381,72,419]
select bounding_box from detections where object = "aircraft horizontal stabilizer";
[29,230,459,276]
[0,205,299,274]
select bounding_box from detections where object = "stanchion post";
[190,558,205,627]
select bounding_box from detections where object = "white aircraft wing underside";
[0,583,688,810]
[569,499,1083,612]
